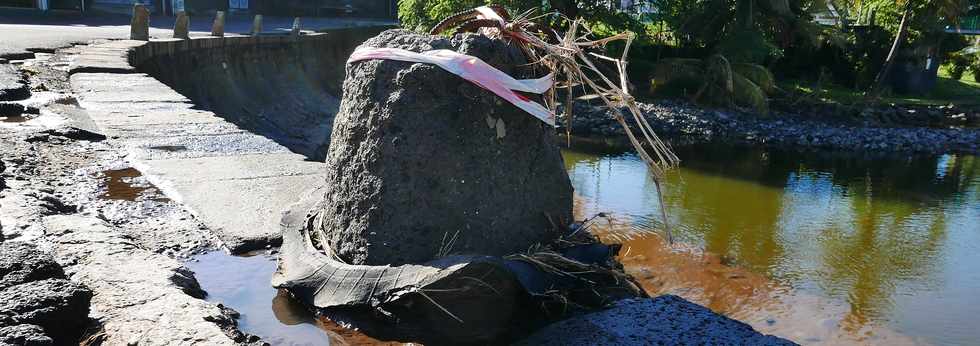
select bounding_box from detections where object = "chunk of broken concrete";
[313,29,572,266]
[0,64,29,102]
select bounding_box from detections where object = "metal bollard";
[130,4,150,41]
[211,11,226,37]
[291,17,302,36]
[251,15,263,37]
[173,11,190,40]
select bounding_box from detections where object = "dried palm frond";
[467,10,680,243]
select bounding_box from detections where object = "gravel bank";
[563,99,980,155]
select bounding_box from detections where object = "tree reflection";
[562,144,979,341]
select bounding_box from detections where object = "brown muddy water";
[188,144,979,345]
[0,115,29,123]
[566,144,980,345]
[99,168,169,202]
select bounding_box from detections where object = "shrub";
[971,58,980,83]
[947,51,971,80]
[652,55,774,115]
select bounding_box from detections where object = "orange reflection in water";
[561,144,980,346]
[580,197,927,345]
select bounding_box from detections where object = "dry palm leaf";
[440,7,680,243]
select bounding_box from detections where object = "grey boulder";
[315,29,573,265]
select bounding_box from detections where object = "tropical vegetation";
[398,0,980,113]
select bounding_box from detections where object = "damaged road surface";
[1,48,261,345]
[2,19,795,346]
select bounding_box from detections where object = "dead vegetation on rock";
[274,6,682,342]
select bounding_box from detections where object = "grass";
[779,65,980,106]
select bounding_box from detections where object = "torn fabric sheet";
[348,47,557,126]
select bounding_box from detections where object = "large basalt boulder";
[317,29,572,265]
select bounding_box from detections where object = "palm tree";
[653,54,776,114]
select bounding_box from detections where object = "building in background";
[0,0,84,11]
[0,0,396,18]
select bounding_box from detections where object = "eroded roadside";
[1,49,263,345]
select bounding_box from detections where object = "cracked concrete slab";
[71,41,328,253]
[158,174,324,252]
[138,154,323,181]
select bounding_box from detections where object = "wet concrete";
[0,115,28,123]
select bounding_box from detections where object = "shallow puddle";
[186,252,407,346]
[565,144,980,345]
[0,115,29,123]
[99,167,169,202]
[148,145,188,152]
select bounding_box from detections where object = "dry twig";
[466,11,681,244]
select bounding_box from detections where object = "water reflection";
[564,145,980,345]
[186,252,404,346]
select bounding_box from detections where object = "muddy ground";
[1,49,264,345]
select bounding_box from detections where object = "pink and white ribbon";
[348,47,556,126]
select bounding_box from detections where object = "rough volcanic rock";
[514,295,798,346]
[0,324,53,346]
[316,29,572,265]
[0,242,66,290]
[0,279,92,343]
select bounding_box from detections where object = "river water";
[566,143,980,345]
[189,143,979,345]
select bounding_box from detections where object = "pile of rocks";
[0,242,92,345]
[772,100,980,128]
[562,99,980,154]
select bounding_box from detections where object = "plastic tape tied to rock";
[348,47,557,126]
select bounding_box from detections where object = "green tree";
[397,0,647,36]
[857,0,971,96]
